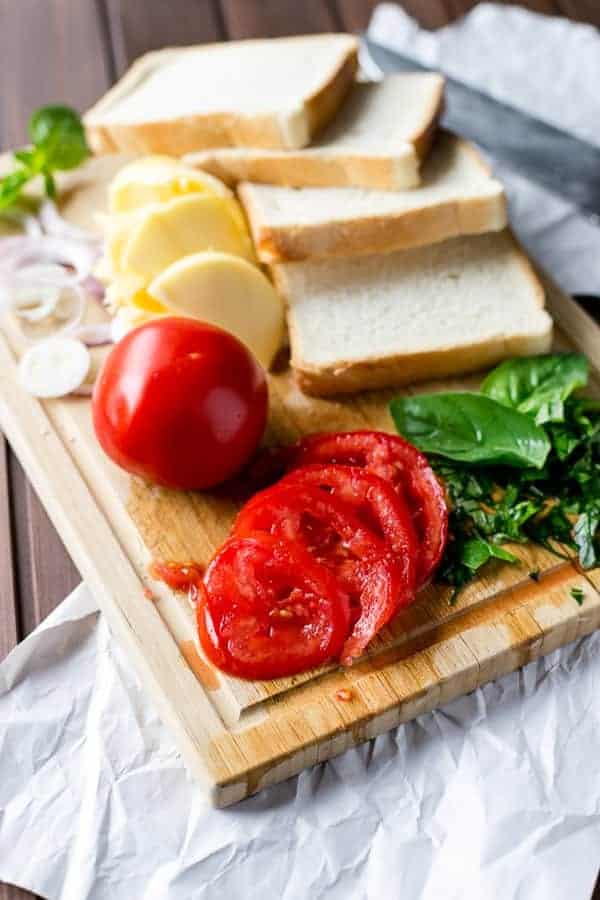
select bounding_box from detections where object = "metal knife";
[363,36,600,222]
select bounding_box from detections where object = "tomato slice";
[278,463,417,600]
[233,481,405,663]
[198,535,351,679]
[282,431,448,586]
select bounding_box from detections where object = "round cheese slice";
[108,156,233,213]
[148,251,284,369]
[102,208,150,277]
[19,337,91,398]
[122,193,255,281]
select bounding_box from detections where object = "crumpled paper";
[365,3,600,297]
[2,585,600,900]
[2,5,600,899]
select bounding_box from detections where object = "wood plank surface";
[0,435,18,659]
[221,0,339,37]
[1,0,600,897]
[1,153,600,809]
[103,0,225,77]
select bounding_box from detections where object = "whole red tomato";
[92,317,268,489]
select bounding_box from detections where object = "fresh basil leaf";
[13,148,36,169]
[569,397,600,428]
[461,538,518,571]
[549,422,584,461]
[28,105,88,171]
[548,398,600,460]
[0,169,31,210]
[43,171,57,198]
[390,392,551,468]
[573,505,600,569]
[481,353,588,425]
[430,381,599,603]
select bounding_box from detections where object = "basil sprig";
[0,105,89,211]
[390,353,599,600]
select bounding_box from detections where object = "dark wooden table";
[1,2,600,898]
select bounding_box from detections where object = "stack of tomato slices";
[165,431,448,681]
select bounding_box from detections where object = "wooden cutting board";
[1,155,600,807]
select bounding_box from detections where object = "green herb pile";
[390,353,600,601]
[0,106,88,211]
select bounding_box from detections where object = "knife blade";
[363,36,600,221]
[573,296,600,324]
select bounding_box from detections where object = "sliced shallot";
[70,322,114,346]
[38,200,101,245]
[18,337,91,398]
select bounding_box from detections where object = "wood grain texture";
[594,860,600,900]
[103,0,224,76]
[221,0,338,38]
[556,0,600,24]
[0,0,111,147]
[339,0,452,30]
[8,453,79,637]
[0,885,34,900]
[0,434,18,659]
[445,0,559,17]
[2,0,600,891]
[1,153,600,806]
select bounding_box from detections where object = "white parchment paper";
[2,5,600,899]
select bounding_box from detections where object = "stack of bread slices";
[84,34,552,395]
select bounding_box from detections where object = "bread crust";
[413,82,444,161]
[186,147,420,191]
[239,136,508,262]
[84,36,358,155]
[244,188,508,263]
[292,328,553,396]
[184,74,445,190]
[272,231,553,396]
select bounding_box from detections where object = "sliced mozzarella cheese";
[103,208,150,277]
[19,337,91,398]
[103,270,146,311]
[148,251,284,368]
[122,193,255,281]
[108,156,233,213]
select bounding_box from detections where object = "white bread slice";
[84,35,358,155]
[272,230,553,396]
[239,132,507,263]
[184,73,444,191]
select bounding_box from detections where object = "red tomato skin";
[92,317,268,490]
[279,431,448,586]
[233,479,412,665]
[198,535,351,680]
[278,463,418,598]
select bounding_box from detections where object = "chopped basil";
[570,587,585,606]
[391,354,600,600]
